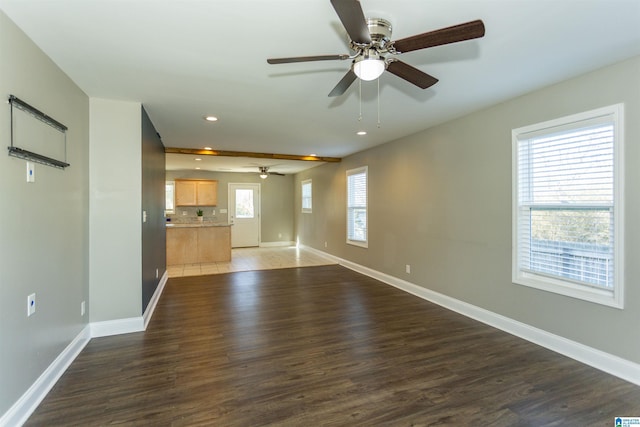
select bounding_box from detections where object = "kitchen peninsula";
[166,223,231,265]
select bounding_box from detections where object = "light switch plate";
[27,293,36,316]
[26,162,35,182]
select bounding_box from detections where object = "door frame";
[228,182,261,247]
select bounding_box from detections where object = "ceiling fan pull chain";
[377,78,381,128]
[358,78,363,122]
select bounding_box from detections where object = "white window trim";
[346,166,368,248]
[511,104,625,309]
[301,179,312,213]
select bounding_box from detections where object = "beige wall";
[89,98,142,322]
[295,56,640,364]
[167,170,295,244]
[0,10,90,415]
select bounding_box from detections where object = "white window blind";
[302,179,312,213]
[512,104,624,308]
[347,166,367,247]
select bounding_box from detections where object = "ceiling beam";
[165,147,341,163]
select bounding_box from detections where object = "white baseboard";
[90,316,144,338]
[1,271,170,426]
[0,325,91,427]
[92,269,169,337]
[300,245,640,387]
[259,241,296,248]
[143,270,168,329]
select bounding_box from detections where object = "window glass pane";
[519,125,614,205]
[347,167,367,244]
[165,182,175,212]
[517,123,614,289]
[235,189,254,218]
[526,208,613,288]
[302,180,312,212]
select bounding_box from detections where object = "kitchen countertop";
[166,222,232,228]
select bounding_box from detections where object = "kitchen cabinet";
[166,227,198,265]
[175,179,218,206]
[166,224,231,265]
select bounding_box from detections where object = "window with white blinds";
[165,181,175,214]
[347,166,368,247]
[512,104,624,308]
[301,179,312,213]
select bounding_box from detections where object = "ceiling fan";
[258,166,285,179]
[267,0,485,97]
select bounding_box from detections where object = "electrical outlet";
[27,293,36,316]
[324,241,327,248]
[81,301,86,316]
[212,209,216,215]
[182,211,187,216]
[406,264,411,274]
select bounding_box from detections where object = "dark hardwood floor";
[26,265,640,426]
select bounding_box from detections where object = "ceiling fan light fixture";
[353,50,385,81]
[259,166,269,179]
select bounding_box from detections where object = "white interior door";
[228,183,260,248]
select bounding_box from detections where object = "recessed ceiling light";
[309,153,317,157]
[195,158,202,161]
[357,131,367,136]
[203,147,212,150]
[204,116,218,122]
[195,167,201,170]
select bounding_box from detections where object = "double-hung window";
[301,179,312,213]
[347,166,368,247]
[512,104,624,308]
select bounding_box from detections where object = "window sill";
[347,239,368,248]
[513,270,623,309]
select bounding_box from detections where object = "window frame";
[301,179,312,213]
[511,104,624,308]
[346,166,368,248]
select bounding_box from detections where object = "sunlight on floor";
[167,246,336,278]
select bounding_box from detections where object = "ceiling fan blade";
[330,0,371,44]
[387,60,439,89]
[270,172,286,176]
[392,19,485,53]
[328,69,358,97]
[267,54,350,64]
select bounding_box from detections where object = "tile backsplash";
[166,206,224,223]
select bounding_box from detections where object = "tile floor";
[167,245,337,278]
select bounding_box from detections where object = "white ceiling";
[2,0,639,174]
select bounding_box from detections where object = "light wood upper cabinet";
[175,180,197,206]
[196,180,218,206]
[175,179,218,206]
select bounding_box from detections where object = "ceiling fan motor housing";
[366,18,392,47]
